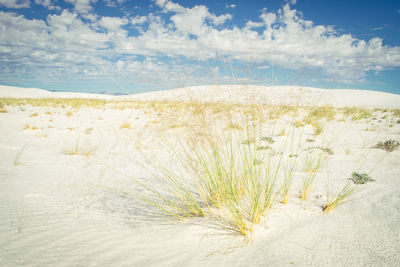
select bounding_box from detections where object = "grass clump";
[342,107,372,121]
[134,123,280,237]
[299,152,321,200]
[309,106,336,121]
[323,181,357,213]
[120,122,132,129]
[374,139,399,152]
[350,172,375,184]
[64,134,96,156]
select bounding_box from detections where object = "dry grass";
[120,122,132,129]
[323,181,357,213]
[341,107,372,121]
[299,152,321,200]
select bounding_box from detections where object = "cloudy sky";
[1,0,399,94]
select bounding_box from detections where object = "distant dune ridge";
[1,84,400,108]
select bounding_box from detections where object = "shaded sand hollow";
[1,85,400,266]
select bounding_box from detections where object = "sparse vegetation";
[299,152,321,200]
[342,107,372,121]
[350,172,375,184]
[2,96,383,239]
[13,144,28,166]
[120,122,132,129]
[306,146,334,155]
[374,139,399,152]
[323,181,358,213]
[64,134,96,156]
[0,102,7,113]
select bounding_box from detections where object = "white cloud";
[99,16,129,31]
[34,0,61,10]
[65,0,97,14]
[286,0,297,5]
[104,0,126,7]
[131,15,147,25]
[0,0,399,87]
[35,0,50,7]
[226,4,236,9]
[0,0,30,8]
[157,0,232,35]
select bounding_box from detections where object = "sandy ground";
[1,85,400,266]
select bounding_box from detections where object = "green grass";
[323,181,358,213]
[299,152,321,200]
[133,122,282,237]
[341,107,372,121]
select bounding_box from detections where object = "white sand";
[1,85,400,266]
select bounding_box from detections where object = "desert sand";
[1,85,400,266]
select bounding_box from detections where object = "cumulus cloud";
[34,0,61,10]
[0,0,399,87]
[0,0,30,8]
[65,0,97,14]
[131,15,147,25]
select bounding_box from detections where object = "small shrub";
[350,172,375,184]
[374,140,399,152]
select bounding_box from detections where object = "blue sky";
[1,0,400,94]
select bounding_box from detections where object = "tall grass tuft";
[299,152,321,200]
[323,181,357,213]
[133,121,280,237]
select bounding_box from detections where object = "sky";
[0,0,400,94]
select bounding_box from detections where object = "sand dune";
[1,85,400,266]
[2,84,400,108]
